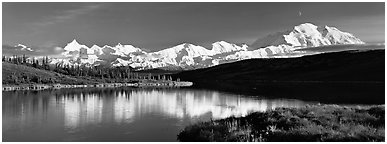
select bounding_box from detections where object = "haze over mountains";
[12,23,370,70]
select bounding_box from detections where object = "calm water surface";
[3,87,316,142]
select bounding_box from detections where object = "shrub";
[177,105,385,142]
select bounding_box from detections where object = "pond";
[3,87,316,141]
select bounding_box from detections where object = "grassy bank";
[177,105,384,142]
[3,62,192,91]
[3,62,105,85]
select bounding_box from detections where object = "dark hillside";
[136,68,181,75]
[174,50,384,82]
[173,50,385,104]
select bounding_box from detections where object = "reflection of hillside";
[126,89,307,119]
[3,88,311,131]
[59,89,310,128]
[2,91,53,132]
[62,93,103,129]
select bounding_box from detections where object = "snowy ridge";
[48,23,366,70]
[211,41,248,54]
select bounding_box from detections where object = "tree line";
[2,55,176,82]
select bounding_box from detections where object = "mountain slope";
[172,49,384,104]
[173,49,384,82]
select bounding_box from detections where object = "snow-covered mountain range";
[49,23,365,70]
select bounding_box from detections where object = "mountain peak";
[90,45,102,51]
[213,41,233,45]
[293,23,319,34]
[183,43,194,48]
[70,39,80,45]
[250,22,364,49]
[211,41,247,54]
[173,43,195,49]
[296,22,317,28]
[64,39,89,51]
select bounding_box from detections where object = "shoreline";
[177,104,385,142]
[2,81,194,91]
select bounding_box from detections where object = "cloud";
[15,44,34,51]
[2,44,65,57]
[33,3,103,26]
[3,45,36,56]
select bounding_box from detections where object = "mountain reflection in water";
[3,88,314,141]
[61,89,308,128]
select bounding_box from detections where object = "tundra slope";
[173,49,384,82]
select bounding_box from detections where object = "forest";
[2,55,176,85]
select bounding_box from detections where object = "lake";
[3,87,318,142]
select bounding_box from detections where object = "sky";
[2,2,385,55]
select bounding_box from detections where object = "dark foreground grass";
[177,105,384,142]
